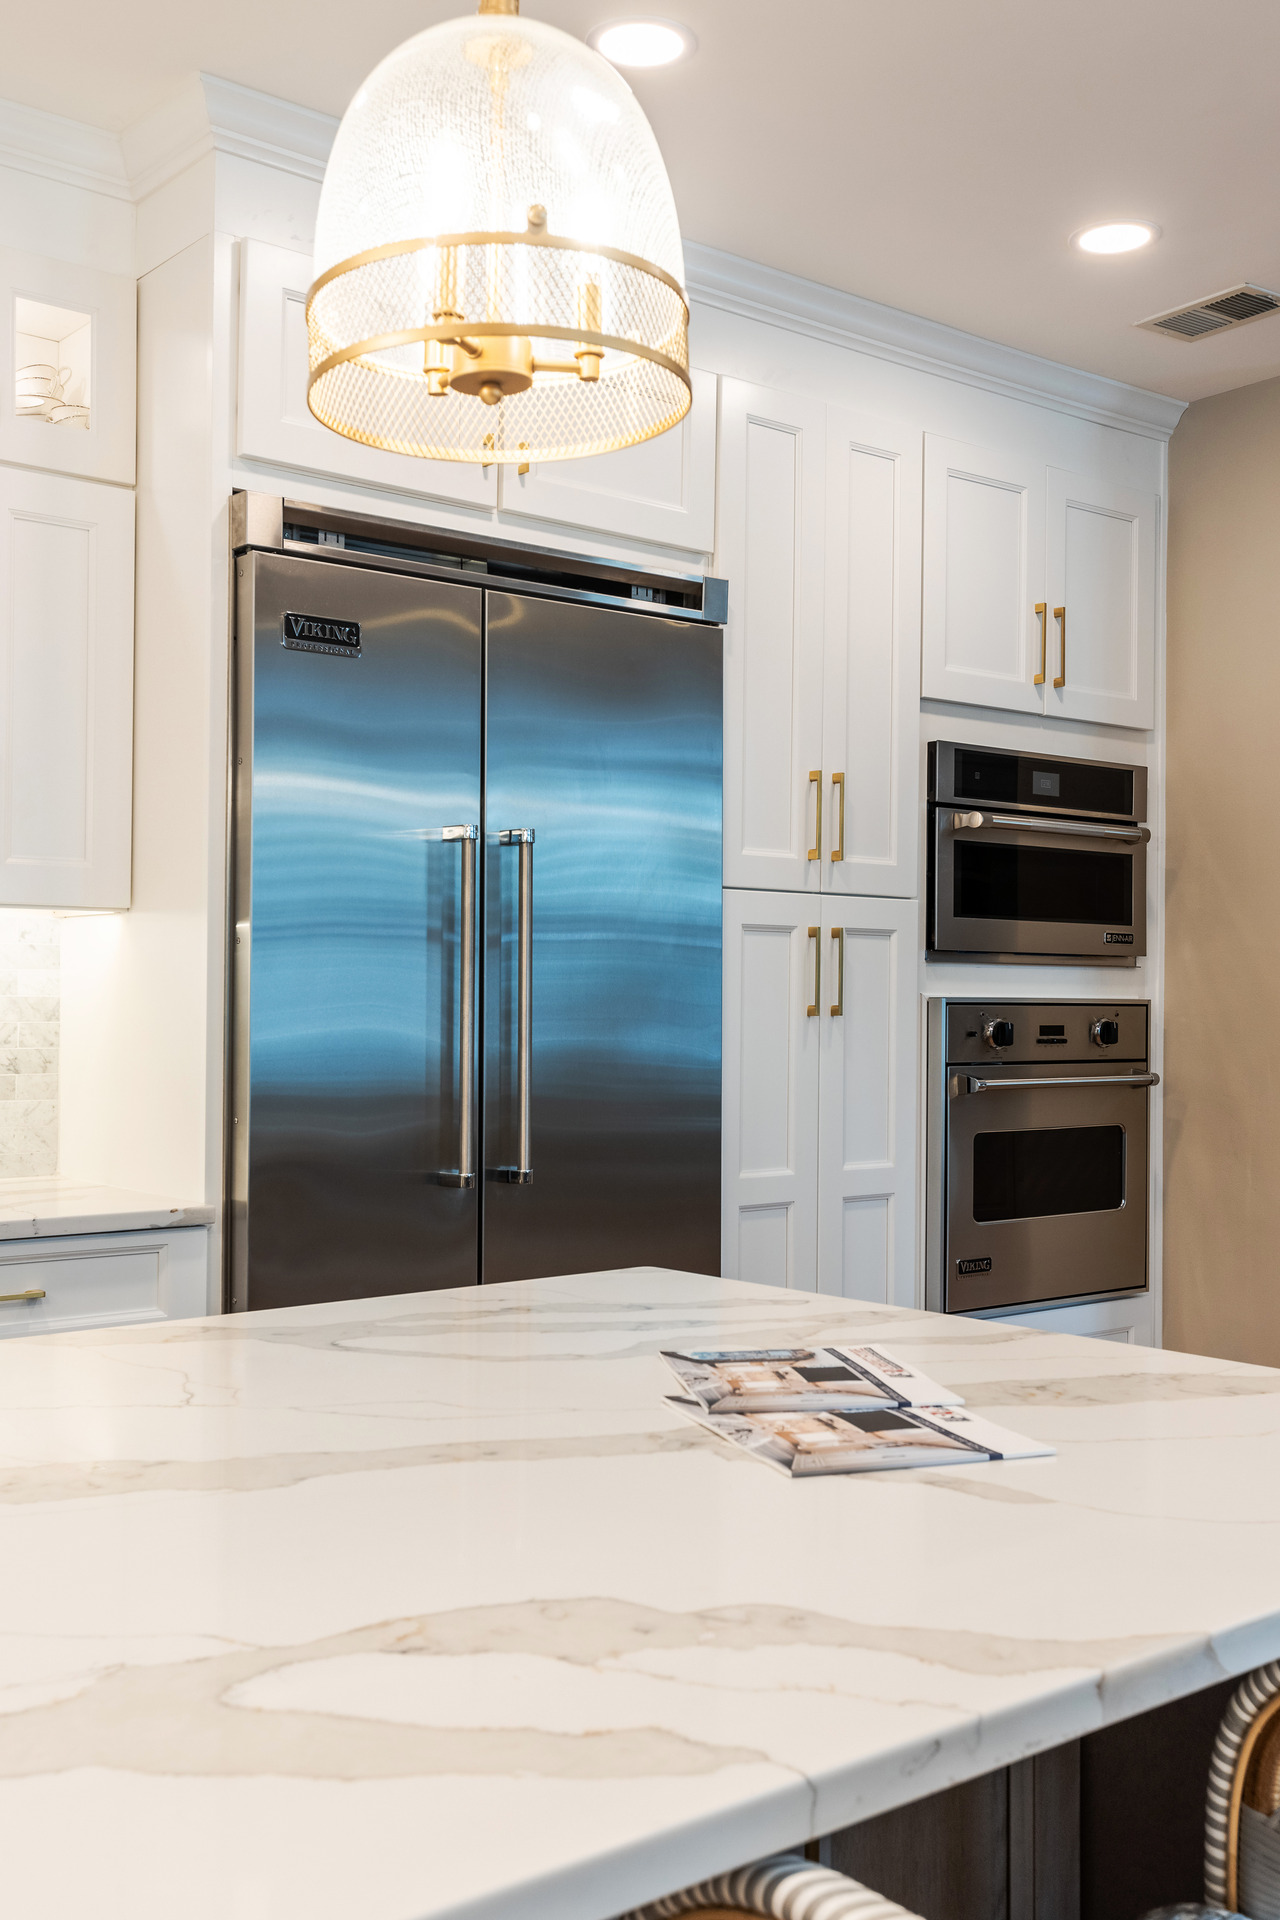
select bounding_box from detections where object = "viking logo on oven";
[282,611,362,657]
[957,1256,992,1275]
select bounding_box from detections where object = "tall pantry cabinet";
[718,380,921,1305]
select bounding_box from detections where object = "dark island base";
[823,1678,1237,1920]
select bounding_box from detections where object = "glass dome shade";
[307,0,691,465]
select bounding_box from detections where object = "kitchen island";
[4,1267,1279,1920]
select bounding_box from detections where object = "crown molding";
[0,84,1190,439]
[685,241,1187,440]
[0,96,130,200]
[121,75,336,201]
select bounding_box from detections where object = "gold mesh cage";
[307,231,690,464]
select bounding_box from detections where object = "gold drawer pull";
[1034,602,1047,685]
[0,1288,45,1304]
[1053,605,1066,688]
[806,926,821,1017]
[830,927,844,1016]
[830,771,845,863]
[807,770,822,861]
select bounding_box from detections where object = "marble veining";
[4,1267,1280,1920]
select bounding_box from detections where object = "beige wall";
[1166,374,1280,1362]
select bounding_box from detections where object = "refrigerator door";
[232,552,483,1310]
[483,591,722,1282]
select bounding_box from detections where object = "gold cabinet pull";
[830,927,844,1016]
[1053,606,1066,688]
[806,926,821,1017]
[807,771,822,862]
[830,772,845,863]
[0,1288,45,1304]
[1034,603,1047,685]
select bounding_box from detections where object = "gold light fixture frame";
[307,227,690,464]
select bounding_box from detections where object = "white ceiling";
[7,0,1280,403]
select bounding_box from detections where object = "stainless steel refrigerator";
[229,495,724,1311]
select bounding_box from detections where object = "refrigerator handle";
[494,829,535,1185]
[440,825,478,1189]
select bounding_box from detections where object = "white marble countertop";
[4,1267,1280,1920]
[0,1176,214,1239]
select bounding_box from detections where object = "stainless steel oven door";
[944,1066,1153,1312]
[930,808,1148,963]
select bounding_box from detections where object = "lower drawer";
[0,1227,210,1337]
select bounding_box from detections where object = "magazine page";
[667,1396,1054,1477]
[660,1344,963,1415]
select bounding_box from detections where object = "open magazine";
[668,1397,1055,1477]
[661,1344,963,1415]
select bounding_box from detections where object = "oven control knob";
[1091,1018,1121,1048]
[982,1018,1014,1050]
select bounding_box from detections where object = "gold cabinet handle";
[806,926,821,1017]
[1034,603,1047,685]
[1053,606,1066,688]
[807,771,822,862]
[830,927,844,1016]
[830,772,845,863]
[0,1288,45,1304]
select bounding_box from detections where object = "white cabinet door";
[719,381,825,893]
[922,434,1046,714]
[817,897,918,1305]
[499,368,717,551]
[823,407,921,897]
[237,241,497,510]
[1046,468,1157,729]
[721,889,820,1291]
[0,467,133,908]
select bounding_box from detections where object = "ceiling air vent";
[1138,284,1280,341]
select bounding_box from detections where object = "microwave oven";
[927,742,1149,966]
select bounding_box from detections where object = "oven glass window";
[972,1125,1125,1222]
[954,843,1132,926]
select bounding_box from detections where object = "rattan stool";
[616,1851,925,1920]
[1206,1661,1280,1917]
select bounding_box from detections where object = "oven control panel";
[944,1000,1148,1065]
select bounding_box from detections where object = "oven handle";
[962,1071,1160,1093]
[950,810,1148,844]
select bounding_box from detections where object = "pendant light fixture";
[306,0,691,465]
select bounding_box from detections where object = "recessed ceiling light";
[590,19,695,67]
[1073,222,1160,255]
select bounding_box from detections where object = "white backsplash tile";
[0,913,59,1175]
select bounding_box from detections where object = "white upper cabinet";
[922,434,1046,714]
[718,380,826,894]
[498,368,717,551]
[817,895,917,1305]
[0,248,136,487]
[1046,467,1157,729]
[237,241,497,510]
[0,469,134,908]
[721,888,820,1291]
[823,407,921,897]
[922,433,1158,727]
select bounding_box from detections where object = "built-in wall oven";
[928,741,1149,965]
[926,998,1157,1315]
